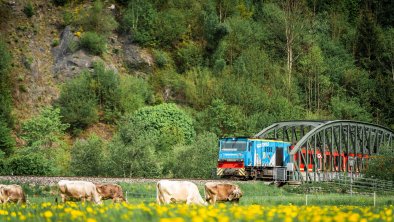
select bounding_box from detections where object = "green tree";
[183,68,215,109]
[171,132,218,178]
[70,135,106,176]
[354,9,382,73]
[364,145,394,181]
[0,119,14,156]
[154,8,187,47]
[90,62,121,122]
[197,99,243,137]
[21,107,69,148]
[19,107,70,175]
[121,0,158,45]
[57,72,98,130]
[108,130,161,178]
[330,96,372,122]
[7,154,52,176]
[299,44,328,112]
[175,41,203,73]
[119,75,153,115]
[124,103,195,145]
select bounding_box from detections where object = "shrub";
[90,62,121,118]
[197,99,244,137]
[123,103,195,145]
[20,107,69,148]
[121,1,157,45]
[23,2,35,18]
[70,135,106,176]
[176,41,203,73]
[0,119,14,156]
[170,132,218,178]
[80,32,106,55]
[108,132,161,178]
[152,49,173,68]
[57,72,98,130]
[78,0,118,36]
[119,75,153,115]
[7,154,51,176]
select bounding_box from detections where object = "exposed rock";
[52,26,77,63]
[123,43,154,73]
[52,26,117,81]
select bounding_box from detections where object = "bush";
[175,41,203,73]
[90,62,121,118]
[330,96,372,122]
[21,107,69,148]
[108,132,161,178]
[119,75,153,115]
[152,49,173,68]
[123,103,195,145]
[170,132,218,178]
[121,1,157,45]
[57,72,98,130]
[70,135,106,176]
[23,2,35,18]
[80,32,106,55]
[197,99,244,137]
[0,119,15,156]
[7,154,51,176]
[78,0,118,36]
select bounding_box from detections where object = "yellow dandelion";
[43,210,53,218]
[160,217,184,222]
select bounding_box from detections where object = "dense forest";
[0,0,393,179]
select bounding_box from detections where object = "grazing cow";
[0,184,26,204]
[58,180,102,204]
[156,180,207,205]
[204,182,243,205]
[95,183,126,203]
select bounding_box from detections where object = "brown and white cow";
[0,184,26,204]
[95,183,126,203]
[204,182,243,205]
[58,180,102,204]
[156,180,207,205]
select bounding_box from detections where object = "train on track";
[216,137,368,181]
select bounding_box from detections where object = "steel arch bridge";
[254,120,394,182]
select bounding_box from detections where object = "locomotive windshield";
[221,141,247,151]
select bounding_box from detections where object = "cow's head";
[228,185,243,201]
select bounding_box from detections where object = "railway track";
[0,176,261,186]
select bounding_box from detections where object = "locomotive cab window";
[221,141,247,151]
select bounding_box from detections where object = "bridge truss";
[254,120,394,182]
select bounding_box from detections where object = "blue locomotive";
[217,137,292,180]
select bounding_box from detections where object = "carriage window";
[221,141,247,151]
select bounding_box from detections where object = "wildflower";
[43,210,53,218]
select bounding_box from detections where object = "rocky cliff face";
[0,0,154,123]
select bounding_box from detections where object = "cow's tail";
[156,182,163,205]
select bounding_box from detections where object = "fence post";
[126,191,128,202]
[374,192,376,207]
[306,194,308,206]
[350,173,353,196]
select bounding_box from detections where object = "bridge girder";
[255,120,394,182]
